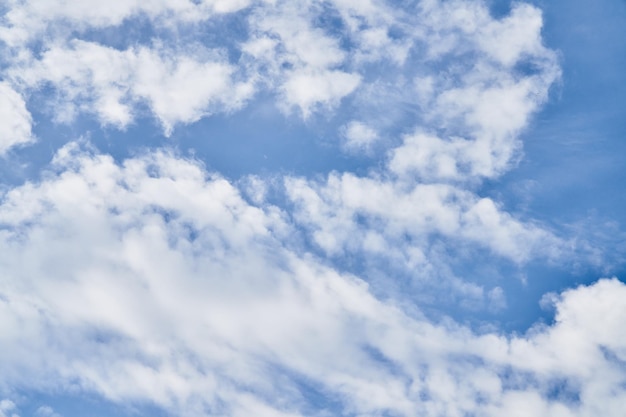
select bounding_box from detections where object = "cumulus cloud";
[341,121,379,153]
[280,69,361,117]
[0,144,623,417]
[9,41,253,133]
[1,0,558,145]
[0,82,34,154]
[286,171,562,268]
[2,0,555,135]
[0,1,618,417]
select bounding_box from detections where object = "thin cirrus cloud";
[0,0,624,417]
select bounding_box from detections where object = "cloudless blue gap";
[486,0,513,19]
[515,0,626,225]
[27,115,160,176]
[171,96,374,180]
[513,57,548,78]
[14,391,168,417]
[545,378,581,405]
[192,10,252,64]
[422,250,547,332]
[313,2,354,51]
[79,14,158,50]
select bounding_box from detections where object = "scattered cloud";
[0,82,34,155]
[9,41,253,133]
[340,121,379,153]
[0,0,622,416]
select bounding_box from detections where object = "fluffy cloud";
[0,144,624,417]
[0,82,34,154]
[2,0,557,142]
[280,69,361,117]
[0,400,18,417]
[0,1,619,417]
[9,41,253,133]
[341,121,379,153]
[286,171,562,268]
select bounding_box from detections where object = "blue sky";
[0,1,625,416]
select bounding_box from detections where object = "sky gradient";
[0,0,625,416]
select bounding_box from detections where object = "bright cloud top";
[0,0,622,417]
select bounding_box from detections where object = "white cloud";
[10,41,254,133]
[0,1,617,416]
[0,0,252,47]
[0,82,35,154]
[131,47,253,134]
[477,3,548,67]
[388,132,466,181]
[286,170,563,263]
[341,121,379,153]
[0,400,18,417]
[246,1,365,116]
[0,144,623,417]
[253,5,347,70]
[281,69,361,117]
[1,0,558,139]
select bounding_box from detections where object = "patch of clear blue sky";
[15,391,170,417]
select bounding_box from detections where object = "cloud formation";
[0,82,34,155]
[2,0,558,140]
[0,0,622,416]
[0,145,624,417]
[9,41,253,133]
